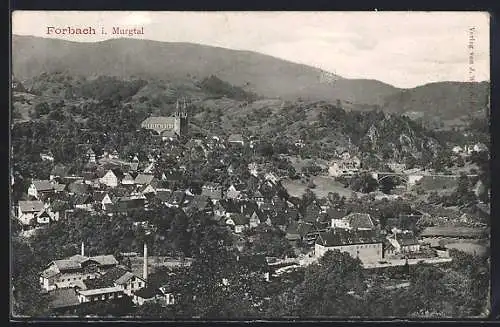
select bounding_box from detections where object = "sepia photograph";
[10,11,491,319]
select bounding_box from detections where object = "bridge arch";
[377,173,409,183]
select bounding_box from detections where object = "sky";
[12,11,490,88]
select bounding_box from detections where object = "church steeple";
[172,97,188,136]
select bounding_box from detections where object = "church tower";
[174,98,189,136]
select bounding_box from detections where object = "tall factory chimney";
[81,242,85,256]
[143,243,148,282]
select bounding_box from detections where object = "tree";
[34,102,50,116]
[454,173,477,207]
[301,188,316,211]
[379,175,397,194]
[48,108,65,122]
[11,237,50,317]
[257,141,274,157]
[168,209,192,256]
[407,264,456,316]
[350,173,378,193]
[134,302,175,318]
[244,226,294,258]
[292,250,366,317]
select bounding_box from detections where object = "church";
[141,99,188,138]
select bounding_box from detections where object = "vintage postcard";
[10,11,491,319]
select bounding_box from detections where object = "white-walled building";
[40,253,119,292]
[315,229,383,264]
[99,169,122,188]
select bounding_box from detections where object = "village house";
[473,142,488,153]
[103,149,120,160]
[226,214,250,233]
[162,170,183,189]
[81,171,99,185]
[134,173,156,186]
[139,183,158,197]
[264,172,279,184]
[226,183,248,200]
[28,180,55,199]
[386,231,421,255]
[155,189,173,204]
[303,202,322,225]
[67,181,90,195]
[251,190,265,207]
[111,196,146,213]
[182,193,195,207]
[452,145,463,154]
[121,173,135,185]
[214,200,241,218]
[382,239,398,258]
[248,211,262,228]
[331,212,375,231]
[40,151,55,162]
[248,163,260,177]
[71,243,152,305]
[185,195,213,215]
[127,162,139,173]
[271,213,288,232]
[86,148,96,164]
[326,207,346,221]
[93,192,113,211]
[285,221,301,244]
[77,265,146,303]
[388,162,407,173]
[132,221,157,235]
[297,223,319,245]
[294,139,305,148]
[201,182,223,203]
[99,169,124,188]
[315,198,330,214]
[48,200,69,220]
[228,134,245,146]
[328,154,361,178]
[133,286,175,307]
[73,194,94,211]
[166,190,186,208]
[40,247,119,292]
[257,210,273,227]
[17,200,58,229]
[315,229,383,264]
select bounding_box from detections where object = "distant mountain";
[12,35,489,120]
[381,81,490,120]
[12,35,400,105]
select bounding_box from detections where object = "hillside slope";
[12,35,400,105]
[12,35,489,119]
[382,81,490,120]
